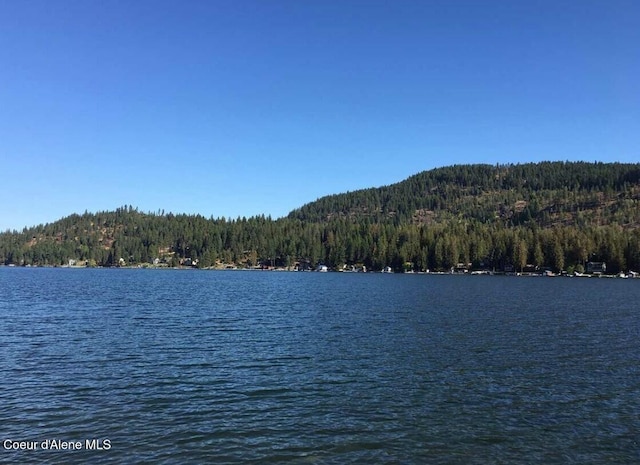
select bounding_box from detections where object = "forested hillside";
[289,162,640,227]
[2,162,640,274]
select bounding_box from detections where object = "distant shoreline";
[2,263,638,280]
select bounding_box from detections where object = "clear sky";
[1,0,638,231]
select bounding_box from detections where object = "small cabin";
[295,260,313,271]
[454,262,471,273]
[586,262,606,275]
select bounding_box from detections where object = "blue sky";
[1,0,638,231]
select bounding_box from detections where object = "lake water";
[1,268,639,464]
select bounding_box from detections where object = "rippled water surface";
[1,268,639,464]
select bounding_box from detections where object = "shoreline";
[1,263,638,279]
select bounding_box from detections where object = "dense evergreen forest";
[2,162,640,274]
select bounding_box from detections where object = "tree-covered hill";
[288,161,640,228]
[2,162,640,274]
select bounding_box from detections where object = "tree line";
[1,162,639,274]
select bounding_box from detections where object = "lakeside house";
[586,262,607,275]
[454,262,471,273]
[294,260,313,272]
